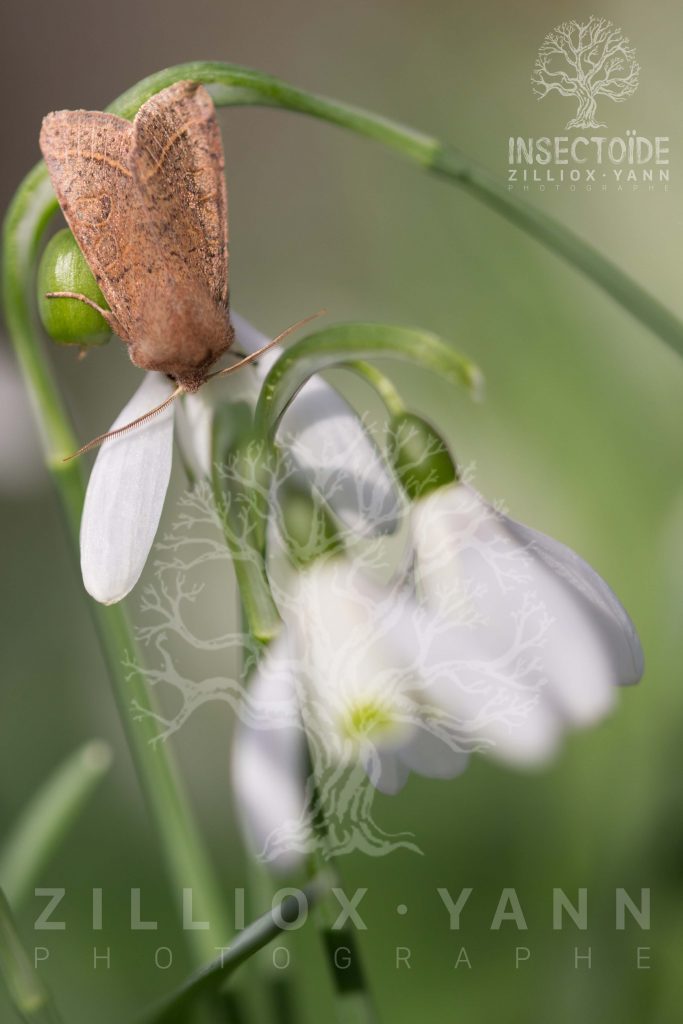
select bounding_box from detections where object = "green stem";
[139,879,328,1024]
[90,600,232,966]
[430,145,683,358]
[254,322,481,440]
[345,361,407,419]
[2,179,231,967]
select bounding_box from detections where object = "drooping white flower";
[231,555,471,866]
[409,480,644,764]
[80,316,398,604]
[231,478,644,866]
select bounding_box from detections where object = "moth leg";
[45,291,118,330]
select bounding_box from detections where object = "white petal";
[398,729,470,780]
[362,749,411,795]
[504,517,644,687]
[174,391,213,479]
[422,641,563,767]
[232,313,400,533]
[230,636,308,873]
[80,373,174,604]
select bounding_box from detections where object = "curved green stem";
[254,322,481,439]
[9,60,683,365]
[345,361,408,419]
[139,877,329,1024]
[430,145,683,357]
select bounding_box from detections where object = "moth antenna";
[62,385,184,462]
[207,309,328,381]
[62,310,326,461]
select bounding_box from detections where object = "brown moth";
[41,81,234,391]
[40,81,319,457]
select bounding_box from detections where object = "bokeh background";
[1,0,682,1021]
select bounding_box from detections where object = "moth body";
[125,283,234,391]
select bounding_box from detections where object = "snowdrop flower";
[409,478,644,765]
[233,412,644,864]
[80,316,398,604]
[383,411,643,764]
[231,556,470,866]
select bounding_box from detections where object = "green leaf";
[0,889,63,1024]
[254,322,482,440]
[0,740,112,908]
[138,878,328,1024]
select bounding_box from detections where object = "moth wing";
[39,109,156,342]
[130,80,229,309]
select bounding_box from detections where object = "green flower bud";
[388,412,458,501]
[37,229,111,346]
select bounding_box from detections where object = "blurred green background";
[1,0,682,1021]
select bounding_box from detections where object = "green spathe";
[388,412,458,501]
